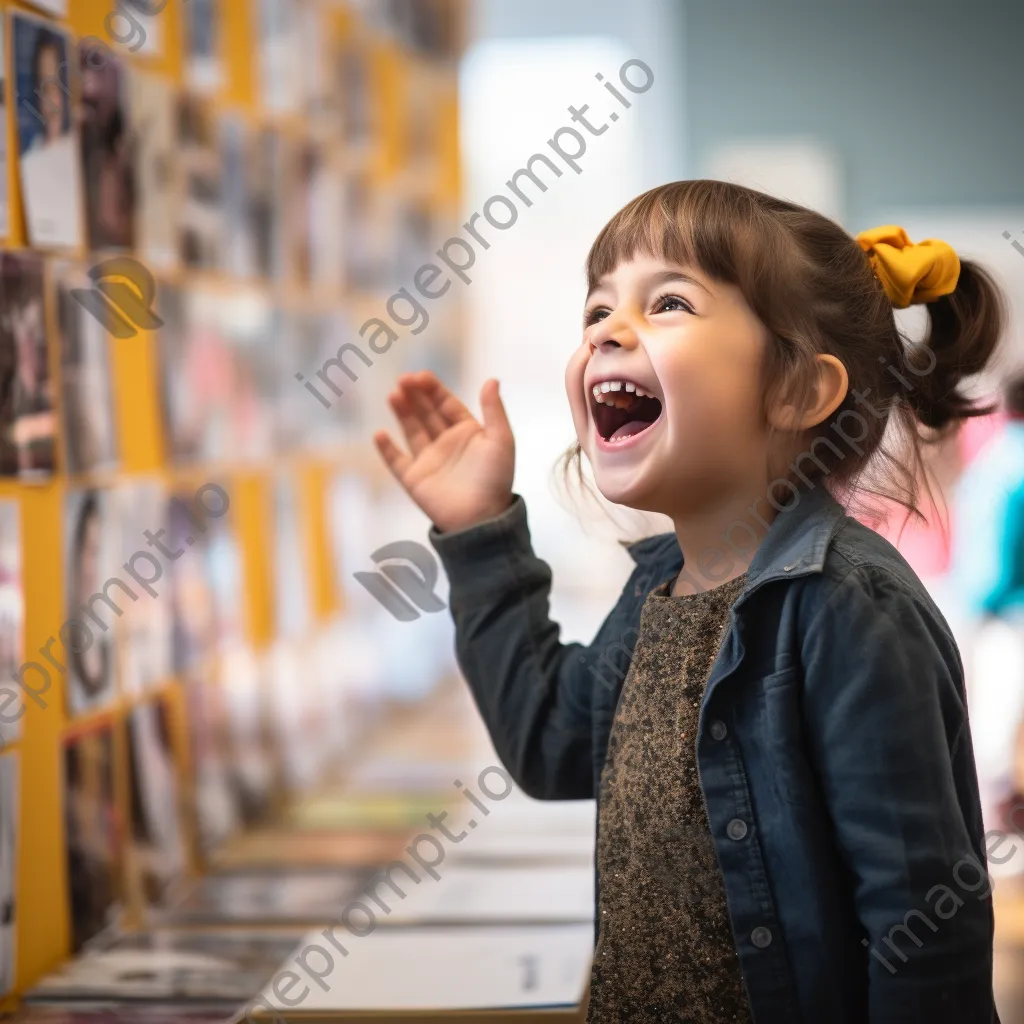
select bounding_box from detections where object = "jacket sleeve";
[799,564,996,1024]
[428,493,646,800]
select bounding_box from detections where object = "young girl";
[373,180,1007,1024]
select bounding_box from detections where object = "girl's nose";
[589,309,640,352]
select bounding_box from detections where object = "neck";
[669,490,779,596]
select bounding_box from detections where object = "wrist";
[434,495,515,535]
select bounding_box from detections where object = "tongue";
[610,420,652,440]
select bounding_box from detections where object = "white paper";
[370,863,594,925]
[0,754,17,999]
[258,923,594,1012]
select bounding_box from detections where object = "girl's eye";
[583,307,608,327]
[653,293,693,314]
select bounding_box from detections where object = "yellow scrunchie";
[855,225,960,308]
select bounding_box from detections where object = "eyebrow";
[586,268,713,302]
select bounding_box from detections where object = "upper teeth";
[592,380,651,401]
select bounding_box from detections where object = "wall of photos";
[0,0,463,1006]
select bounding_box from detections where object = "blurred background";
[0,0,1022,1020]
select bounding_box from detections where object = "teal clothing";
[951,421,1024,617]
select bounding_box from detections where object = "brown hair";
[563,179,1009,524]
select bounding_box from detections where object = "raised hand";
[373,371,515,533]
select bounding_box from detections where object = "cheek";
[564,343,591,445]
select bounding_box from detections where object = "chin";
[590,459,663,512]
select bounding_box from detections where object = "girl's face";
[566,255,773,516]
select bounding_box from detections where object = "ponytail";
[905,259,1009,430]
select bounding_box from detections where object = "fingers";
[416,372,474,425]
[479,378,512,439]
[373,430,413,481]
[387,387,433,456]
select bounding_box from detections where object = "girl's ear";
[766,354,849,432]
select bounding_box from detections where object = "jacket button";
[726,818,748,840]
[709,719,727,741]
[751,926,772,948]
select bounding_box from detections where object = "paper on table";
[446,830,594,865]
[370,864,594,925]
[255,923,594,1013]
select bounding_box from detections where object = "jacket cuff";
[428,494,532,572]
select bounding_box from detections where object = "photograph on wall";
[63,720,121,952]
[156,285,232,463]
[220,289,274,460]
[0,503,22,752]
[220,115,255,280]
[166,491,216,673]
[272,473,310,640]
[182,666,241,856]
[245,128,279,281]
[113,482,171,694]
[218,642,274,826]
[11,12,83,249]
[63,489,116,716]
[24,928,302,1005]
[177,95,222,270]
[0,252,56,477]
[308,150,345,294]
[130,71,177,270]
[79,41,135,252]
[0,754,18,1001]
[0,16,10,240]
[256,0,303,115]
[54,263,118,475]
[183,0,222,95]
[125,698,187,909]
[21,0,69,15]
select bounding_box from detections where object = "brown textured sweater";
[587,572,753,1024]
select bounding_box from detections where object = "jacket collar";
[626,482,847,585]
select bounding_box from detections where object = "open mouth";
[589,379,663,443]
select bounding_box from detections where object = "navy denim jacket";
[429,482,999,1024]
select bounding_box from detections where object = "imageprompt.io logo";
[72,257,164,339]
[354,541,447,621]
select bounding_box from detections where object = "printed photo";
[0,16,10,240]
[64,490,116,716]
[0,503,23,752]
[182,666,240,857]
[9,1007,229,1023]
[256,0,303,115]
[54,263,118,475]
[156,285,231,463]
[113,482,171,694]
[245,128,279,280]
[25,928,301,1005]
[79,41,135,252]
[166,491,216,673]
[0,252,56,477]
[220,289,274,460]
[125,699,187,909]
[177,95,222,270]
[183,0,222,95]
[219,115,254,279]
[0,754,18,1000]
[22,1,68,16]
[275,135,314,287]
[218,642,274,826]
[130,72,177,270]
[167,867,372,925]
[272,473,310,639]
[308,150,345,294]
[11,12,83,249]
[63,721,121,952]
